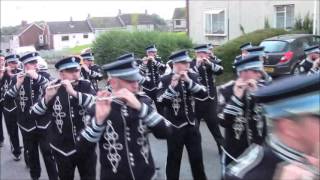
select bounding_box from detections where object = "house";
[87,10,157,37]
[172,7,187,32]
[187,0,320,45]
[165,20,173,32]
[7,21,47,51]
[45,19,94,50]
[0,35,11,50]
[87,16,124,37]
[3,11,167,50]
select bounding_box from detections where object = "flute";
[96,96,117,101]
[47,80,77,89]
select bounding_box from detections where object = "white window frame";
[274,4,294,30]
[203,9,227,36]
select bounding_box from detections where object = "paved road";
[0,121,222,180]
[0,66,222,180]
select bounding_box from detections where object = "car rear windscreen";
[259,40,288,53]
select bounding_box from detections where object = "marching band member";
[4,52,58,180]
[0,54,22,160]
[232,42,252,71]
[207,43,222,65]
[0,53,5,147]
[157,50,208,180]
[80,50,103,91]
[77,53,172,180]
[217,54,271,177]
[31,56,97,180]
[139,44,166,108]
[225,74,320,180]
[191,44,224,155]
[298,45,320,74]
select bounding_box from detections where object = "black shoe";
[13,154,21,161]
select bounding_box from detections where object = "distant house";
[87,10,157,37]
[1,35,11,50]
[87,16,125,37]
[45,19,94,50]
[187,0,320,45]
[172,7,187,32]
[165,20,174,32]
[8,21,47,51]
[3,11,166,50]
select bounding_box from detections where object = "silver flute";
[96,96,118,101]
[47,80,77,89]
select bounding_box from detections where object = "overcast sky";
[1,0,185,27]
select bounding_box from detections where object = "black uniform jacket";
[157,72,207,128]
[30,79,96,156]
[78,92,173,180]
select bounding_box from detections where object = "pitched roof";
[1,21,46,36]
[88,17,123,29]
[173,7,186,19]
[118,13,155,25]
[47,21,92,34]
[4,24,39,36]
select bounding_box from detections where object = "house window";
[83,34,89,39]
[175,20,181,26]
[204,9,226,35]
[61,36,69,41]
[39,35,44,44]
[275,5,294,30]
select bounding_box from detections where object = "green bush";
[92,31,193,65]
[214,28,288,78]
[293,13,313,34]
[67,44,92,54]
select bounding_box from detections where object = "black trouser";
[196,98,224,154]
[53,149,97,180]
[0,104,4,143]
[3,108,21,156]
[20,129,58,180]
[166,124,207,180]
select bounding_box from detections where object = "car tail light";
[279,51,294,64]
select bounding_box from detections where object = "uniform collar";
[268,135,320,176]
[267,135,306,164]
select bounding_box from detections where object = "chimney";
[118,9,122,15]
[21,20,27,26]
[145,9,148,14]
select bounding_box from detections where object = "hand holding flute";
[233,78,258,99]
[16,72,26,89]
[95,90,112,125]
[45,80,77,104]
[46,80,76,89]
